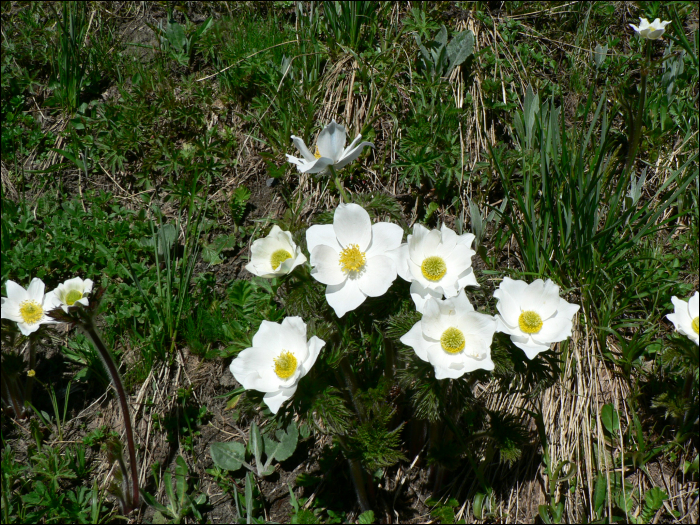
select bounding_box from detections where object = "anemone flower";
[306,203,403,318]
[286,120,374,174]
[245,225,307,278]
[494,277,580,359]
[229,317,325,414]
[1,278,59,335]
[666,292,699,345]
[51,277,93,313]
[630,18,672,40]
[392,223,478,313]
[400,291,496,379]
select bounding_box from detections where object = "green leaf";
[165,21,186,52]
[357,510,375,524]
[601,403,620,434]
[264,421,299,463]
[210,441,245,471]
[250,422,264,466]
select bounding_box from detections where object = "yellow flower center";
[692,316,699,335]
[19,300,43,325]
[270,249,293,270]
[64,289,83,306]
[27,369,36,377]
[519,310,543,334]
[339,244,366,273]
[421,256,447,281]
[314,145,322,159]
[440,327,465,354]
[274,350,298,380]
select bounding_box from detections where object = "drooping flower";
[286,120,374,174]
[245,225,307,278]
[229,317,325,414]
[494,277,580,359]
[306,203,403,317]
[392,223,478,313]
[51,277,93,313]
[400,291,496,379]
[666,292,699,345]
[1,278,60,336]
[630,17,672,40]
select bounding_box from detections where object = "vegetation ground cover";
[1,1,698,523]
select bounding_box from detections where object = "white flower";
[400,291,496,379]
[306,203,403,318]
[630,18,672,40]
[666,292,699,345]
[494,277,580,359]
[245,225,307,278]
[229,317,325,414]
[286,120,374,174]
[1,278,60,336]
[52,277,93,313]
[392,223,478,313]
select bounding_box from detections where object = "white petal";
[494,279,525,328]
[511,335,551,360]
[521,279,560,320]
[229,347,279,392]
[419,229,442,259]
[299,156,335,174]
[278,252,307,275]
[251,321,286,352]
[400,321,430,361]
[333,203,372,251]
[17,321,41,336]
[455,267,479,290]
[556,298,580,321]
[4,280,29,303]
[443,290,474,314]
[1,297,23,322]
[263,387,297,414]
[365,222,404,258]
[387,244,411,282]
[358,255,396,297]
[688,292,699,319]
[335,140,374,170]
[310,245,346,285]
[26,278,45,302]
[291,135,316,162]
[303,336,326,373]
[438,223,459,252]
[317,120,346,162]
[306,224,341,254]
[325,279,367,318]
[421,298,447,340]
[532,317,572,344]
[410,281,443,314]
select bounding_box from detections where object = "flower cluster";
[1,277,93,335]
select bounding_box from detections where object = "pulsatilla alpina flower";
[229,317,325,414]
[400,291,496,379]
[245,225,307,278]
[630,17,672,40]
[392,223,478,313]
[306,203,403,317]
[1,278,59,335]
[666,292,699,345]
[494,277,580,359]
[52,277,93,313]
[285,120,374,174]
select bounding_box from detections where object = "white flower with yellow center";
[630,18,672,40]
[229,317,325,414]
[52,277,93,313]
[400,291,496,379]
[392,223,478,313]
[1,278,60,336]
[245,225,307,278]
[306,203,403,318]
[286,120,374,174]
[494,277,580,359]
[666,292,699,345]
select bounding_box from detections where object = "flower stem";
[328,165,349,203]
[339,357,365,421]
[23,334,37,413]
[624,40,650,178]
[82,315,140,512]
[337,434,371,512]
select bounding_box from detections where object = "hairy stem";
[624,40,650,178]
[23,334,37,413]
[337,434,371,512]
[328,165,349,203]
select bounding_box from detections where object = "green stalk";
[336,434,371,513]
[339,357,365,421]
[23,334,37,412]
[624,40,650,178]
[328,164,349,203]
[81,314,140,512]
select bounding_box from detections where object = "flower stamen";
[440,327,465,354]
[692,316,699,335]
[421,256,447,281]
[274,351,298,380]
[314,146,322,159]
[19,300,43,325]
[339,244,366,273]
[519,310,543,334]
[64,289,83,306]
[270,249,293,270]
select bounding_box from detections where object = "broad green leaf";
[210,441,245,471]
[601,403,620,434]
